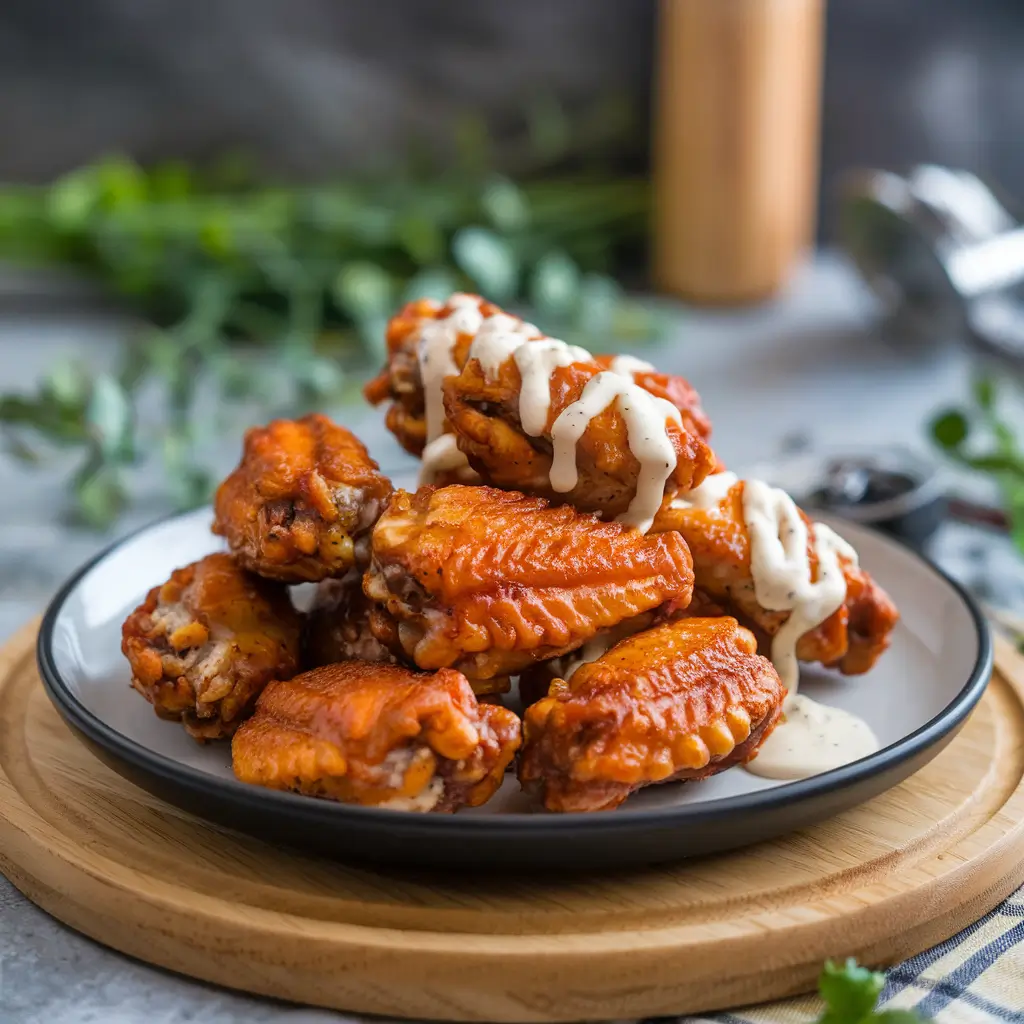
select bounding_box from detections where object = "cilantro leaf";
[818,959,885,1023]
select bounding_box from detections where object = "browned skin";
[213,414,392,583]
[653,480,900,674]
[363,485,695,688]
[121,553,303,741]
[518,616,786,812]
[232,662,521,812]
[442,349,717,520]
[304,572,397,670]
[363,294,714,462]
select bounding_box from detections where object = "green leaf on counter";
[73,460,126,528]
[452,226,518,300]
[86,374,132,460]
[402,267,459,304]
[817,959,885,1023]
[482,177,529,233]
[334,261,393,321]
[972,374,995,412]
[930,410,969,450]
[530,250,581,319]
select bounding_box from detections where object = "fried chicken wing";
[232,661,521,812]
[518,616,785,812]
[121,553,303,741]
[363,293,714,496]
[442,340,717,531]
[363,485,695,687]
[305,571,397,669]
[213,414,392,582]
[654,473,899,681]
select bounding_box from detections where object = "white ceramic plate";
[38,506,991,869]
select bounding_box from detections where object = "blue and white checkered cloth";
[692,887,1024,1023]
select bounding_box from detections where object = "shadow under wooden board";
[2,618,1024,1023]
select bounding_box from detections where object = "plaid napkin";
[682,887,1024,1024]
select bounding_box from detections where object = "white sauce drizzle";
[513,340,593,435]
[672,470,880,780]
[415,294,484,485]
[608,354,655,376]
[419,434,476,485]
[550,372,682,533]
[417,293,483,444]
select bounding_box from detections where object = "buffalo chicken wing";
[213,414,392,583]
[443,342,716,530]
[363,485,695,687]
[122,553,303,740]
[232,661,521,812]
[518,616,785,812]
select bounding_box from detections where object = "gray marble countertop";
[2,252,1022,1023]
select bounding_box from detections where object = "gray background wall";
[0,0,1022,237]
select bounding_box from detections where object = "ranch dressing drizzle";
[608,354,655,376]
[671,471,879,780]
[417,294,483,444]
[419,434,472,485]
[416,294,484,484]
[550,372,682,533]
[514,340,592,436]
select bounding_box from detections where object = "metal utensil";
[839,164,1024,363]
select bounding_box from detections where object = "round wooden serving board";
[3,620,1024,1022]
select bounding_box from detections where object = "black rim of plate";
[37,507,994,838]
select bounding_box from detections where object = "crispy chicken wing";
[213,414,392,583]
[442,341,717,531]
[121,553,303,741]
[305,571,397,669]
[232,661,521,812]
[363,294,714,494]
[518,616,785,812]
[654,475,899,678]
[363,485,695,688]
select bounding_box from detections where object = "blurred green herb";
[0,98,658,527]
[930,373,1024,552]
[815,960,924,1024]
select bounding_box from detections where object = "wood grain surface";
[1,618,1023,1022]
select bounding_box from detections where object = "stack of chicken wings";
[122,293,899,815]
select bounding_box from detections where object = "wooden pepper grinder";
[653,0,826,304]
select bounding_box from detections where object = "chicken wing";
[213,414,392,582]
[121,552,303,741]
[232,661,521,812]
[518,616,785,812]
[363,484,695,688]
[305,571,397,669]
[363,293,714,494]
[442,340,717,531]
[653,473,899,681]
